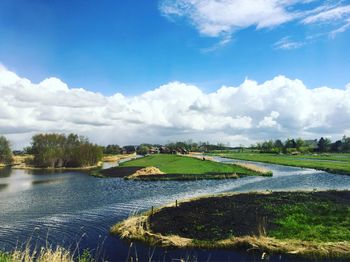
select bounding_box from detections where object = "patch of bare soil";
[99,166,144,177]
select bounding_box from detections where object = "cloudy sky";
[0,0,350,148]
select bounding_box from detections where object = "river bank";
[112,190,350,259]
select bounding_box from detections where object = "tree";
[261,140,274,153]
[330,140,342,152]
[104,144,122,154]
[29,133,102,168]
[341,136,350,152]
[285,139,297,149]
[137,145,150,155]
[0,136,12,164]
[295,138,304,150]
[123,145,136,154]
[274,139,284,153]
[317,137,331,152]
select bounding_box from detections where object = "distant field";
[117,154,271,180]
[213,152,350,175]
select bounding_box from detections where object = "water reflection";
[0,167,11,177]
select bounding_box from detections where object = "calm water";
[0,157,350,262]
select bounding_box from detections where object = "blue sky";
[1,0,350,96]
[1,0,350,148]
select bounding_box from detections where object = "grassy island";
[111,190,350,259]
[213,152,350,175]
[98,154,272,180]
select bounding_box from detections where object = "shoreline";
[111,190,350,259]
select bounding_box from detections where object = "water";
[0,157,350,261]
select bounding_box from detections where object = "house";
[149,146,160,154]
[159,146,170,154]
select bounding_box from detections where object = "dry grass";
[234,162,272,175]
[102,153,136,162]
[111,193,350,259]
[127,166,164,179]
[1,246,74,262]
[111,214,192,248]
[187,153,214,161]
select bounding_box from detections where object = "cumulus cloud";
[159,0,350,47]
[0,66,350,149]
[258,111,280,128]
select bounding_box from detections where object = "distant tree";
[104,144,122,154]
[285,139,297,149]
[274,139,284,152]
[330,140,342,152]
[341,136,350,152]
[137,145,150,155]
[0,136,12,164]
[295,138,304,149]
[263,140,274,152]
[123,145,136,154]
[317,137,331,152]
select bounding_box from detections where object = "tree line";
[254,136,350,154]
[102,141,230,155]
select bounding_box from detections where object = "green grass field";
[269,201,350,242]
[213,152,350,175]
[119,154,270,179]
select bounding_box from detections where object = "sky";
[0,0,350,148]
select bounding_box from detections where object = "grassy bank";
[111,190,350,259]
[213,152,350,175]
[100,154,272,180]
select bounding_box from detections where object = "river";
[0,157,349,261]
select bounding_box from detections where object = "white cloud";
[302,5,350,24]
[0,66,350,148]
[258,111,280,128]
[159,0,350,47]
[274,36,304,49]
[329,18,350,37]
[160,0,298,37]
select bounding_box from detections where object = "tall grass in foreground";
[0,246,93,262]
